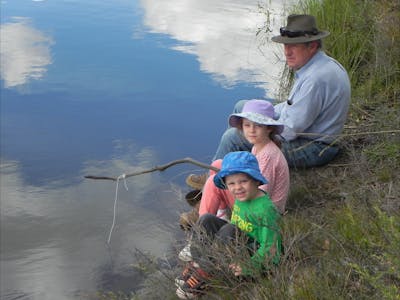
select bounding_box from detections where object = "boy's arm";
[241,208,281,275]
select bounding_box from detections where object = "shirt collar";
[295,50,324,78]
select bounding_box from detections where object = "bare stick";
[85,130,399,181]
[84,157,219,181]
[296,129,400,138]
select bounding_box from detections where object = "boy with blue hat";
[176,151,282,299]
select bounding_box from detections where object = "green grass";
[276,1,400,299]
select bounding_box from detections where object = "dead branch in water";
[84,157,219,181]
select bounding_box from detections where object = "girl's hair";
[269,126,283,149]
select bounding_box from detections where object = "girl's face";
[242,119,272,145]
[224,173,260,202]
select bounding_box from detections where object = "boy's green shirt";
[230,191,282,275]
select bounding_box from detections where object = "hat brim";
[271,31,330,44]
[213,167,268,190]
[229,112,284,134]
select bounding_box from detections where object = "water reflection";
[0,142,185,299]
[1,0,294,298]
[140,0,292,96]
[0,17,53,88]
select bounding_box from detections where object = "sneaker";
[185,173,208,190]
[175,262,194,288]
[176,265,210,299]
[179,202,200,231]
[185,190,202,207]
[178,243,193,262]
[176,286,198,299]
[175,277,186,289]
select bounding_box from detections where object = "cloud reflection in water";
[0,141,185,299]
[140,0,291,96]
[0,17,53,88]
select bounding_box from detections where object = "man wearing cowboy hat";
[209,14,351,169]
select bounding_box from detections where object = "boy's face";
[242,119,272,145]
[224,173,260,202]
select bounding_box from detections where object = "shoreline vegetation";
[97,0,399,299]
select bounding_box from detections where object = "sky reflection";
[140,0,292,96]
[1,141,184,299]
[1,0,294,298]
[0,17,53,88]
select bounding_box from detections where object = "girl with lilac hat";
[197,99,290,219]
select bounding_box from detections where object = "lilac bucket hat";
[213,151,268,189]
[229,100,284,134]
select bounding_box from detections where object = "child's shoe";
[178,243,193,262]
[175,264,210,299]
[185,189,202,207]
[179,202,200,231]
[175,262,194,288]
[185,173,208,190]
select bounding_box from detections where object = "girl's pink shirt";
[252,141,290,213]
[199,142,289,215]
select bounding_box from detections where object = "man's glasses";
[280,27,319,38]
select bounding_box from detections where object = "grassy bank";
[263,0,400,299]
[98,0,399,299]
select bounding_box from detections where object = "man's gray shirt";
[274,51,351,143]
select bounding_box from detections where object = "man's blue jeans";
[213,100,339,168]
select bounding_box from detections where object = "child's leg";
[197,213,228,238]
[179,211,229,262]
[215,223,237,242]
[199,177,234,215]
[199,159,235,218]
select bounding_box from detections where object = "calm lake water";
[1,0,292,298]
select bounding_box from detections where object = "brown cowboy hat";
[271,14,330,44]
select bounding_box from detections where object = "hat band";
[280,27,318,38]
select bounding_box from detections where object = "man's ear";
[310,40,319,51]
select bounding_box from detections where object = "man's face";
[284,42,317,70]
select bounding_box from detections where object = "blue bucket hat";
[213,151,268,189]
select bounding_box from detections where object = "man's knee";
[282,139,339,168]
[220,127,239,142]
